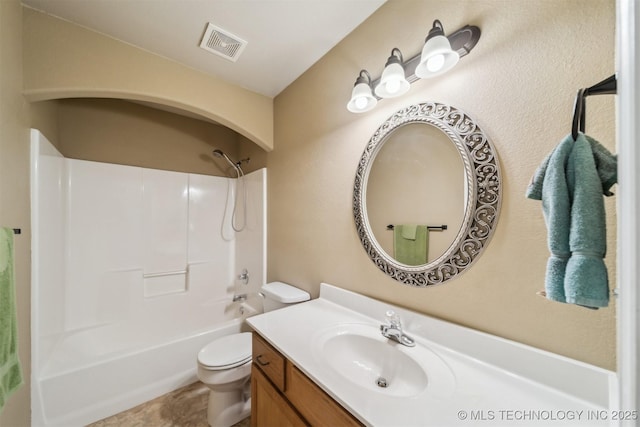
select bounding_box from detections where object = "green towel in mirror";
[394,225,429,266]
[400,224,417,240]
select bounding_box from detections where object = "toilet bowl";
[197,333,253,427]
[196,282,310,427]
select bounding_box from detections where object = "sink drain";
[376,377,388,388]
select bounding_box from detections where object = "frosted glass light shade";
[374,62,410,98]
[415,35,460,79]
[347,82,377,113]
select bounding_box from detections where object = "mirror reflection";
[366,123,465,265]
[353,102,501,287]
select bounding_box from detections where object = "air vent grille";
[199,23,247,62]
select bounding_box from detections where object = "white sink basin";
[312,323,455,398]
[248,284,613,427]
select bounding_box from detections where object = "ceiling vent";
[199,23,247,62]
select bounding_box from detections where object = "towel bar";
[538,289,620,302]
[386,224,447,231]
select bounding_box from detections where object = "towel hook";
[571,88,585,141]
[571,74,617,141]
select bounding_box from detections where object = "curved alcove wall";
[22,7,274,151]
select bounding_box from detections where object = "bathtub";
[32,300,260,427]
[30,130,267,426]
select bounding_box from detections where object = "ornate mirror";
[353,102,502,287]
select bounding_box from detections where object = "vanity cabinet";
[252,367,306,427]
[251,333,363,427]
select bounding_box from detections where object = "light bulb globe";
[415,34,459,79]
[374,62,410,98]
[347,81,377,113]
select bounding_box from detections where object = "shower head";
[212,149,245,177]
[213,149,234,163]
[212,149,247,232]
[212,149,235,167]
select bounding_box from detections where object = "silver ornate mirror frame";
[353,102,502,287]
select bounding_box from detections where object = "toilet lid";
[198,332,252,370]
[261,281,310,303]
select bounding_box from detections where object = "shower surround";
[30,129,266,426]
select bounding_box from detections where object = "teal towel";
[526,134,617,309]
[530,135,573,303]
[527,135,617,199]
[0,227,23,412]
[394,225,429,266]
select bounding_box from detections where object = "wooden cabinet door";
[251,365,307,427]
[285,363,362,427]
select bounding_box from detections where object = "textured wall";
[270,0,617,369]
[0,1,31,425]
[32,99,268,177]
[57,99,247,176]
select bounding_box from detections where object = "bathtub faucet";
[380,310,415,347]
[233,294,247,302]
[238,268,249,285]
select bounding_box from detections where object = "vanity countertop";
[247,283,615,427]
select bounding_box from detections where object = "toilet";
[196,282,310,427]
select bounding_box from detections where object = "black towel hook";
[571,74,617,141]
[571,88,586,140]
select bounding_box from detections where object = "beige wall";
[22,7,275,151]
[30,98,268,176]
[0,1,30,425]
[30,100,60,149]
[52,98,266,176]
[270,0,617,369]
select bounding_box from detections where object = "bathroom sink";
[312,323,455,398]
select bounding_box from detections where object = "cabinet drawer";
[285,363,363,427]
[252,333,286,392]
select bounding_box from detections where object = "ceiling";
[21,0,387,98]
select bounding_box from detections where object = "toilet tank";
[261,281,310,312]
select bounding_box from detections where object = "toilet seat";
[198,332,252,370]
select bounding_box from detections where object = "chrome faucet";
[232,294,247,302]
[380,310,415,347]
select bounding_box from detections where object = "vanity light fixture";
[347,20,481,113]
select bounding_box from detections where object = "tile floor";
[87,382,250,427]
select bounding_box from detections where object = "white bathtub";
[30,130,267,426]
[32,300,259,427]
